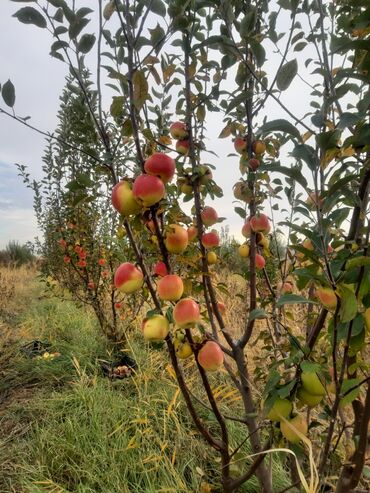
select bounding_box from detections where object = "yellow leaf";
[132,70,148,110]
[158,135,172,146]
[303,131,313,142]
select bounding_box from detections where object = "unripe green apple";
[280,415,308,443]
[266,397,292,421]
[301,371,325,396]
[297,388,323,407]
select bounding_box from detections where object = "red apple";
[111,180,142,216]
[63,255,71,263]
[170,121,188,140]
[250,213,270,234]
[201,230,220,249]
[77,260,87,268]
[176,139,190,155]
[173,298,200,327]
[278,281,294,294]
[98,258,106,266]
[187,226,198,242]
[157,274,184,301]
[255,253,266,270]
[201,206,218,227]
[242,219,252,238]
[165,224,189,254]
[115,302,122,309]
[142,315,169,342]
[87,281,95,289]
[217,301,226,315]
[132,174,165,207]
[114,262,144,293]
[153,261,168,277]
[198,341,224,371]
[248,158,260,171]
[144,152,176,184]
[234,136,247,154]
[58,238,67,249]
[315,286,337,310]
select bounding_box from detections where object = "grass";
[0,267,292,493]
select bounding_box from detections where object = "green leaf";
[337,112,360,129]
[69,17,90,38]
[78,33,96,53]
[263,163,307,189]
[13,7,46,28]
[249,308,267,321]
[121,119,133,137]
[149,24,165,53]
[2,79,16,107]
[132,70,149,110]
[110,96,124,119]
[300,361,321,373]
[240,7,257,37]
[291,144,318,171]
[276,59,298,91]
[277,294,317,307]
[259,119,301,140]
[346,256,370,271]
[150,0,166,17]
[339,379,361,408]
[316,129,341,152]
[337,284,357,323]
[234,207,246,219]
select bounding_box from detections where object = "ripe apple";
[201,230,220,249]
[217,301,226,315]
[280,415,308,443]
[87,281,95,289]
[201,206,218,227]
[252,140,266,155]
[248,158,260,171]
[315,286,337,310]
[176,139,190,155]
[266,398,292,421]
[157,274,184,301]
[63,255,71,264]
[132,174,165,207]
[242,219,252,238]
[165,224,189,254]
[173,298,200,327]
[297,388,323,407]
[114,302,122,309]
[153,261,168,277]
[77,260,87,268]
[255,253,266,270]
[207,251,218,265]
[98,258,106,266]
[198,341,224,371]
[250,213,270,234]
[301,371,325,396]
[142,314,169,342]
[278,281,294,294]
[114,262,144,293]
[187,225,198,242]
[144,152,176,184]
[234,136,247,154]
[170,121,188,140]
[111,180,142,216]
[238,244,250,258]
[174,338,193,359]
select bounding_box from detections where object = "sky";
[0,2,317,249]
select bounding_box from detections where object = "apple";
[173,298,200,327]
[297,388,323,407]
[234,136,247,154]
[266,398,292,421]
[238,244,250,258]
[157,274,184,301]
[255,254,266,270]
[217,301,226,315]
[142,314,169,342]
[201,230,220,249]
[114,302,122,309]
[114,262,144,293]
[198,341,224,371]
[315,286,337,310]
[250,213,270,234]
[153,261,168,277]
[278,281,294,294]
[170,121,188,140]
[187,226,198,242]
[201,206,218,227]
[111,180,142,216]
[233,182,253,203]
[63,255,71,264]
[199,165,213,184]
[252,140,266,155]
[301,371,325,396]
[256,233,270,249]
[58,238,67,249]
[165,224,189,254]
[280,415,308,443]
[144,152,176,184]
[207,251,218,265]
[176,139,190,155]
[242,219,252,238]
[87,281,95,289]
[174,338,193,359]
[248,158,260,171]
[77,260,87,268]
[98,258,106,266]
[132,174,165,207]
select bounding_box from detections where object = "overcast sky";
[0,2,317,249]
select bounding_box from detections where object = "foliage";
[0,240,35,266]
